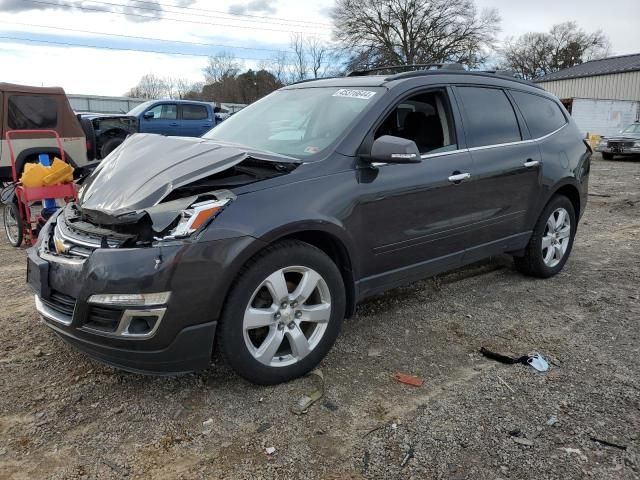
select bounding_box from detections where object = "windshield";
[203,87,384,158]
[621,123,640,135]
[127,101,155,116]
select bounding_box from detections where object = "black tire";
[3,201,23,247]
[514,195,576,278]
[100,137,125,159]
[602,153,614,160]
[217,240,346,385]
[79,117,97,160]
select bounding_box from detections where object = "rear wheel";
[514,195,576,278]
[218,241,345,385]
[3,201,23,247]
[602,153,614,160]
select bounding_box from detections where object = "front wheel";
[100,137,125,159]
[602,152,614,160]
[514,195,576,278]
[217,241,345,385]
[3,201,23,247]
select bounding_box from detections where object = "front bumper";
[28,217,262,374]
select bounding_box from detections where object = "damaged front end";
[42,134,299,260]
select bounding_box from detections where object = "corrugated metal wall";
[68,95,146,114]
[538,71,640,102]
[571,98,640,136]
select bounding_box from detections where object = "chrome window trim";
[419,123,567,159]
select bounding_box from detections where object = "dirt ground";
[0,154,639,480]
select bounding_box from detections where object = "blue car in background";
[79,99,216,159]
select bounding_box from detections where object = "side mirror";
[368,135,421,164]
[143,111,155,119]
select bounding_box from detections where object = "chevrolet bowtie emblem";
[54,238,68,254]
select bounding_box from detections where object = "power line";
[125,0,333,27]
[0,35,288,62]
[85,0,333,28]
[1,21,290,54]
[19,0,332,36]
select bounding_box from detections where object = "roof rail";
[347,63,465,77]
[382,67,542,89]
[481,69,519,78]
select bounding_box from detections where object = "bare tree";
[500,22,610,79]
[290,33,308,82]
[331,0,500,72]
[262,50,291,84]
[125,75,203,99]
[203,51,244,83]
[125,74,167,99]
[174,78,204,99]
[306,37,333,78]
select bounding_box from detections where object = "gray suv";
[27,65,591,384]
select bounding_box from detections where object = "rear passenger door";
[453,86,543,259]
[179,104,213,137]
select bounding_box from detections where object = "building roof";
[536,53,640,82]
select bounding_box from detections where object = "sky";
[0,0,638,96]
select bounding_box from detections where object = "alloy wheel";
[242,266,332,367]
[541,207,571,268]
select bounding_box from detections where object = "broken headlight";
[168,198,231,238]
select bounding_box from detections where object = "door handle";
[448,172,471,183]
[170,122,179,126]
[524,160,540,168]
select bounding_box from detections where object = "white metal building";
[67,94,147,114]
[536,53,640,137]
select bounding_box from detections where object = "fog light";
[88,292,171,307]
[128,315,159,335]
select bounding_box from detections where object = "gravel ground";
[0,154,639,480]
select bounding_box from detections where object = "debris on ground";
[400,446,414,468]
[590,437,627,450]
[560,447,588,462]
[546,415,558,426]
[291,369,324,415]
[479,347,550,372]
[265,446,276,455]
[393,373,424,387]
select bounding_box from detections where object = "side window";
[147,104,177,120]
[8,95,57,129]
[511,91,567,138]
[182,104,208,120]
[374,90,455,154]
[456,87,521,148]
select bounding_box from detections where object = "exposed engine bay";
[41,134,299,259]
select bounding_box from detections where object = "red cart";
[2,129,77,247]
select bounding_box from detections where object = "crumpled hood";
[78,133,297,216]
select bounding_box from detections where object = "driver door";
[140,103,178,136]
[355,88,476,293]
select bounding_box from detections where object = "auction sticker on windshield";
[332,89,377,100]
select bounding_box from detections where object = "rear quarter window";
[511,91,567,138]
[8,95,57,129]
[456,87,521,148]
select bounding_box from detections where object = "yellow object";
[43,158,74,186]
[587,133,601,150]
[20,163,49,188]
[20,157,74,187]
